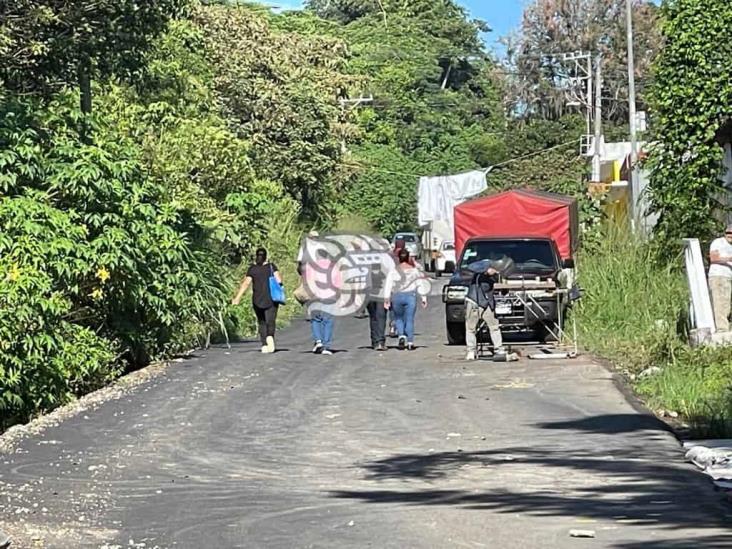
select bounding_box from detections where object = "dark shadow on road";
[537,414,676,436]
[330,414,732,547]
[614,536,732,548]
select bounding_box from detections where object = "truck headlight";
[444,285,468,303]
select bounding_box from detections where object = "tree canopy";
[647,0,732,246]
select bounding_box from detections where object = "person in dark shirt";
[465,260,505,361]
[366,260,388,351]
[232,248,283,353]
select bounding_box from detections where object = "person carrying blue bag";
[232,247,285,354]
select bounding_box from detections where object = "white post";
[592,54,603,182]
[684,238,716,342]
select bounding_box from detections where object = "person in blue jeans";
[310,309,334,355]
[384,248,428,350]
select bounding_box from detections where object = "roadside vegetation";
[576,0,732,437]
[576,225,732,437]
[0,0,506,429]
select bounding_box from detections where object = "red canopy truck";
[442,189,579,345]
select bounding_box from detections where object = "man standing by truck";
[709,224,732,332]
[464,259,507,361]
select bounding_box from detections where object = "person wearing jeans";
[310,309,334,355]
[384,248,428,350]
[391,291,418,349]
[299,238,340,356]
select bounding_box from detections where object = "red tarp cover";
[454,189,579,260]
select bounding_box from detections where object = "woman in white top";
[384,248,429,350]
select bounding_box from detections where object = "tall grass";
[576,224,687,374]
[576,224,732,437]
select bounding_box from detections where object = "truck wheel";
[446,322,466,345]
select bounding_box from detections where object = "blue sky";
[261,0,526,54]
[461,0,527,53]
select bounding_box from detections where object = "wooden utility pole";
[626,0,639,221]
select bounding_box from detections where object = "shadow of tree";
[330,414,732,547]
[536,413,677,436]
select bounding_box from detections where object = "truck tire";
[446,322,466,345]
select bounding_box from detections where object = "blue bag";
[268,264,286,305]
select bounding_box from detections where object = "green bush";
[638,346,732,437]
[0,94,232,425]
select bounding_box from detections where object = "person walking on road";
[388,239,415,337]
[464,259,506,361]
[366,259,388,351]
[298,233,339,356]
[384,248,428,351]
[232,247,283,353]
[709,224,732,333]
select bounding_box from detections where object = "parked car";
[434,240,456,276]
[392,232,422,260]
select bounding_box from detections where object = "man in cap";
[464,256,512,360]
[709,224,732,332]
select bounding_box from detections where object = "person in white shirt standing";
[708,224,732,332]
[384,248,429,350]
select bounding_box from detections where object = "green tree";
[193,4,354,222]
[291,0,503,232]
[647,0,732,246]
[0,0,187,99]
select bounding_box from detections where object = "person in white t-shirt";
[708,224,732,332]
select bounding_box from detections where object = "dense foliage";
[290,0,505,234]
[647,0,732,247]
[0,2,347,427]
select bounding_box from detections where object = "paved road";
[1,286,731,548]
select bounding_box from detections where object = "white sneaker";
[465,351,476,361]
[266,336,276,353]
[322,349,333,356]
[261,345,271,354]
[494,347,506,356]
[313,341,323,354]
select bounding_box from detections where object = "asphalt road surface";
[1,286,731,548]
